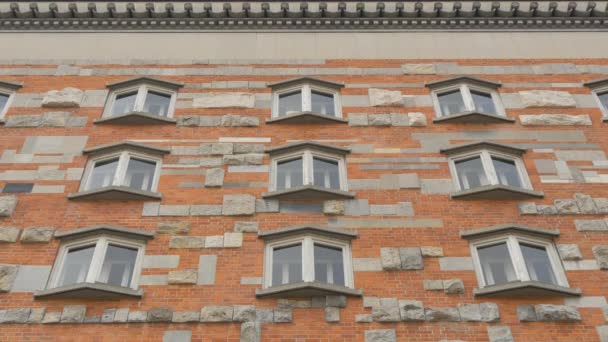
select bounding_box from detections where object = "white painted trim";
[80,150,163,192]
[269,149,348,192]
[102,82,178,119]
[447,148,532,191]
[262,233,354,289]
[271,81,342,119]
[469,232,568,289]
[48,234,146,291]
[431,82,505,118]
[0,86,17,120]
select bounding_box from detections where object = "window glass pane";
[521,244,557,285]
[314,244,344,286]
[99,244,138,287]
[88,158,119,189]
[492,157,522,188]
[143,91,171,117]
[276,158,303,190]
[311,91,335,116]
[437,90,467,116]
[272,244,302,286]
[313,158,340,189]
[124,158,156,192]
[278,91,302,116]
[58,245,95,286]
[112,92,137,116]
[454,157,488,190]
[471,90,497,114]
[598,92,608,112]
[478,243,517,286]
[0,94,9,113]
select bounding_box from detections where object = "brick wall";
[1,59,608,341]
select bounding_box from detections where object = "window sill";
[255,282,362,298]
[93,111,176,125]
[451,184,544,200]
[473,281,581,297]
[262,185,355,201]
[34,282,143,299]
[266,112,347,124]
[68,186,162,201]
[433,111,515,124]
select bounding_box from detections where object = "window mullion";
[86,239,107,283]
[481,151,498,185]
[508,236,530,281]
[461,85,475,111]
[302,237,314,282]
[134,85,147,112]
[114,152,129,186]
[302,85,311,112]
[304,152,312,185]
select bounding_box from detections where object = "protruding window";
[0,80,23,121]
[461,224,579,297]
[36,225,154,299]
[267,78,346,124]
[426,76,512,123]
[584,78,608,120]
[441,141,543,200]
[257,225,360,298]
[68,141,169,201]
[264,141,354,200]
[96,77,183,125]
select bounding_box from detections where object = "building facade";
[1,1,608,341]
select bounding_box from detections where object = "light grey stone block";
[163,330,192,342]
[240,321,261,342]
[372,298,401,322]
[344,199,370,216]
[326,295,347,308]
[518,202,538,215]
[234,144,264,154]
[408,112,427,126]
[534,159,558,174]
[200,306,233,322]
[443,279,465,294]
[28,308,46,323]
[235,222,259,233]
[222,194,256,215]
[564,296,608,308]
[172,311,200,323]
[273,307,293,323]
[402,64,436,74]
[101,309,116,323]
[365,329,396,342]
[61,305,86,323]
[439,257,474,271]
[575,220,607,232]
[22,136,88,154]
[147,307,173,322]
[555,150,606,161]
[159,205,190,217]
[157,222,190,234]
[421,179,454,194]
[323,200,345,215]
[0,227,20,243]
[399,247,423,270]
[128,311,148,323]
[205,235,224,248]
[593,246,608,269]
[205,168,225,187]
[534,304,581,321]
[399,300,425,321]
[363,297,380,308]
[114,308,129,323]
[20,227,54,243]
[0,196,18,217]
[139,275,168,286]
[198,255,217,285]
[168,270,198,284]
[424,280,444,291]
[11,265,51,292]
[517,304,538,322]
[169,236,205,249]
[356,314,373,323]
[575,193,598,214]
[457,304,482,322]
[233,305,256,322]
[142,202,160,216]
[554,199,580,214]
[0,308,30,323]
[488,326,514,342]
[193,93,255,109]
[353,258,382,271]
[5,115,42,127]
[211,143,234,155]
[42,87,83,107]
[223,154,264,166]
[369,114,392,126]
[369,88,404,107]
[558,244,583,261]
[480,303,500,322]
[190,205,222,216]
[325,307,340,322]
[42,311,61,324]
[255,309,273,323]
[520,114,591,126]
[597,326,608,342]
[41,112,71,127]
[224,232,243,247]
[537,205,558,215]
[380,248,401,271]
[594,198,608,214]
[240,277,262,285]
[398,174,421,188]
[519,90,576,108]
[425,307,460,322]
[421,246,443,257]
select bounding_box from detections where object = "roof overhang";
[54,224,155,241]
[106,76,184,90]
[258,224,357,241]
[256,282,362,298]
[265,141,351,156]
[34,282,144,299]
[473,281,581,297]
[440,141,526,156]
[262,185,355,200]
[83,141,171,157]
[460,223,559,240]
[426,76,502,90]
[94,112,177,125]
[450,184,544,200]
[433,111,515,124]
[67,186,163,201]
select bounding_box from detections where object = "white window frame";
[262,234,354,289]
[272,83,342,118]
[47,235,146,290]
[447,149,532,191]
[269,149,348,192]
[103,83,177,118]
[591,84,608,118]
[0,86,17,120]
[80,150,162,192]
[431,83,505,118]
[469,233,568,289]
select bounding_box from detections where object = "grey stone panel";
[353,258,382,271]
[240,322,261,342]
[114,308,129,323]
[424,307,460,322]
[0,226,20,243]
[517,304,538,322]
[28,308,46,323]
[163,330,192,342]
[142,202,160,216]
[61,305,86,323]
[159,205,190,216]
[556,150,606,161]
[139,275,169,286]
[439,257,474,271]
[233,305,256,322]
[234,222,259,233]
[172,311,200,323]
[0,308,31,323]
[372,298,401,322]
[325,307,340,322]
[101,309,116,323]
[355,314,373,323]
[22,136,88,154]
[41,312,61,324]
[399,300,425,321]
[198,255,217,285]
[157,222,190,234]
[222,194,256,216]
[488,326,514,342]
[20,227,54,243]
[420,179,454,194]
[205,168,225,187]
[593,246,608,269]
[534,304,581,321]
[365,330,396,342]
[443,279,465,294]
[128,311,148,323]
[424,280,444,291]
[421,246,444,257]
[344,199,370,216]
[0,196,18,217]
[558,245,583,261]
[255,199,279,213]
[575,220,607,232]
[399,247,423,270]
[380,248,401,271]
[328,218,443,229]
[169,237,205,249]
[147,308,173,322]
[167,270,197,284]
[597,326,608,342]
[190,205,222,216]
[199,306,234,322]
[10,265,51,292]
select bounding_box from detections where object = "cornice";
[0,2,606,31]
